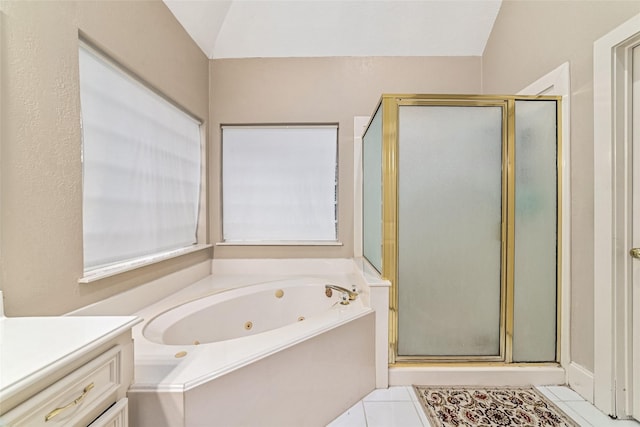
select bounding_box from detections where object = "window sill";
[79,244,213,284]
[215,241,343,246]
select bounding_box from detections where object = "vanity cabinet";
[0,316,139,427]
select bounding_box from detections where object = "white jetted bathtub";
[128,274,376,427]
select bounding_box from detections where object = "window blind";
[222,125,338,242]
[79,45,201,270]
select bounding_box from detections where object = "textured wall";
[209,56,482,258]
[482,0,640,372]
[0,0,209,316]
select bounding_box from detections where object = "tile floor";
[327,386,640,427]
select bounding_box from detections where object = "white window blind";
[79,44,202,271]
[222,125,338,242]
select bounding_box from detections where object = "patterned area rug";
[413,386,579,426]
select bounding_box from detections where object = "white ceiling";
[163,0,503,59]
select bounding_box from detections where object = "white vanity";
[0,315,140,426]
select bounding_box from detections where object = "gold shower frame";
[364,94,563,365]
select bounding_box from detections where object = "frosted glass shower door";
[397,105,504,358]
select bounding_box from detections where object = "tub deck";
[130,273,372,391]
[127,272,376,427]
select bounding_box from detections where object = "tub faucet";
[325,284,358,301]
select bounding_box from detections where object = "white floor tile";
[565,400,638,427]
[364,401,426,427]
[326,401,367,427]
[553,401,593,427]
[364,386,413,402]
[536,385,562,402]
[412,399,433,427]
[409,386,420,402]
[545,385,586,401]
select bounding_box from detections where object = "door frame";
[593,12,640,419]
[632,44,640,421]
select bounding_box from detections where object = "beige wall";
[209,56,481,258]
[0,0,209,316]
[482,1,640,372]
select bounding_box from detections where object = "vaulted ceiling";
[163,0,503,59]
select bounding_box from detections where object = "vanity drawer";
[1,345,124,427]
[88,398,128,427]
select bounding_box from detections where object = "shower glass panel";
[363,107,383,272]
[513,100,558,362]
[397,105,504,357]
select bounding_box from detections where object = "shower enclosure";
[362,95,561,364]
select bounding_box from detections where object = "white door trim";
[631,44,640,421]
[593,12,640,419]
[519,62,571,377]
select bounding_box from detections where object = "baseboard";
[389,365,566,387]
[567,362,594,403]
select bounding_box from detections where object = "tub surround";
[130,312,375,427]
[114,259,376,426]
[130,276,371,391]
[356,257,392,388]
[184,313,375,427]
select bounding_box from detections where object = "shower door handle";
[630,248,640,259]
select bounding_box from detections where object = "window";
[221,125,338,243]
[79,43,202,273]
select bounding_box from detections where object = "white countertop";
[0,315,140,404]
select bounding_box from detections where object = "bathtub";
[127,275,376,427]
